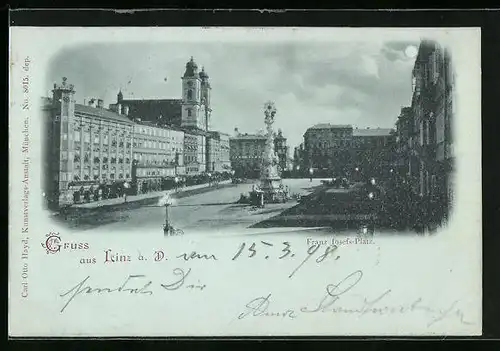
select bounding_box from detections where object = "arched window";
[187,89,193,100]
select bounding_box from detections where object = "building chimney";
[123,105,129,116]
[118,103,122,115]
[97,99,104,109]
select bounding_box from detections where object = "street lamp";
[161,192,173,236]
[174,176,179,192]
[309,167,313,182]
[123,181,130,203]
[207,172,212,186]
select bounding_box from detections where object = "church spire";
[183,56,199,78]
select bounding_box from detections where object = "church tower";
[199,66,212,131]
[181,57,203,129]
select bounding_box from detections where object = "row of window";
[73,126,130,136]
[135,126,183,138]
[135,168,177,177]
[185,155,202,163]
[73,155,131,164]
[133,153,179,164]
[67,133,132,147]
[73,131,131,143]
[308,132,351,139]
[74,163,128,170]
[134,139,182,151]
[231,155,264,159]
[72,173,130,181]
[307,139,393,149]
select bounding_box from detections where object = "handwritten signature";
[239,270,474,327]
[59,268,199,313]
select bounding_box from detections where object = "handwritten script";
[60,268,197,313]
[238,270,474,328]
[57,239,473,329]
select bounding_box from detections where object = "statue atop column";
[257,101,289,203]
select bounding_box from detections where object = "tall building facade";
[131,121,185,194]
[394,106,413,176]
[409,40,455,210]
[43,77,135,209]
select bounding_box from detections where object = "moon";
[405,45,418,58]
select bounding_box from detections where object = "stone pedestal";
[259,178,287,203]
[254,101,289,204]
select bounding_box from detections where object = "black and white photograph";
[9,25,481,337]
[42,36,455,237]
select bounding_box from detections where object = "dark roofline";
[74,104,134,124]
[120,98,182,103]
[352,129,394,137]
[306,124,353,131]
[229,134,267,140]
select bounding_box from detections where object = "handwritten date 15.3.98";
[231,241,340,278]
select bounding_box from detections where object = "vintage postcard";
[8,26,481,337]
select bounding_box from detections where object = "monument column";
[258,101,288,203]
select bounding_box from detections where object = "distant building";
[299,123,396,179]
[207,131,231,173]
[230,133,267,178]
[131,121,185,194]
[229,129,289,178]
[273,129,289,174]
[351,127,396,179]
[183,130,207,175]
[292,143,305,172]
[43,77,135,209]
[303,124,353,176]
